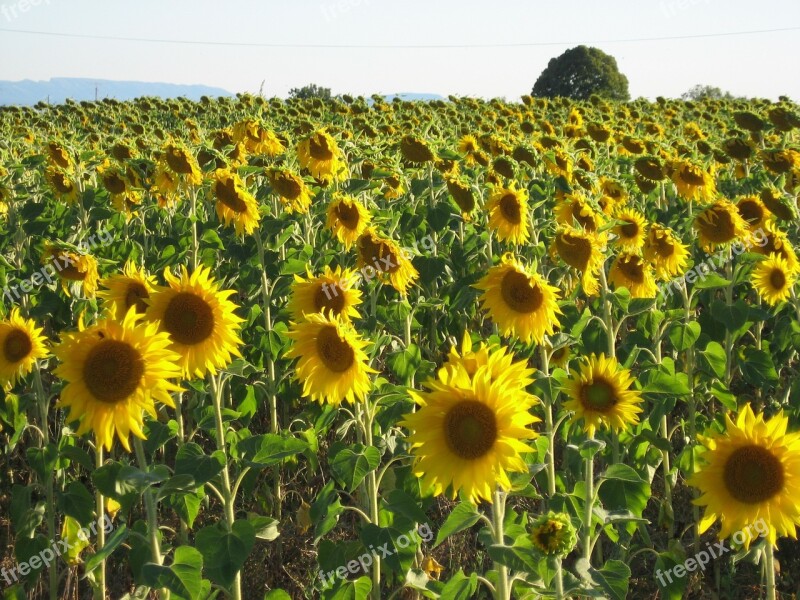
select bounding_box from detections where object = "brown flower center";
[83,339,144,404]
[501,270,543,313]
[499,193,522,225]
[3,329,32,363]
[314,283,346,315]
[580,377,618,412]
[316,325,355,372]
[125,282,150,314]
[163,292,215,345]
[723,445,785,504]
[443,399,497,460]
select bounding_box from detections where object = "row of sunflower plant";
[0,92,799,600]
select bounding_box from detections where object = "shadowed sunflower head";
[688,404,800,548]
[736,195,771,229]
[53,308,183,452]
[487,184,530,245]
[669,158,716,203]
[41,246,100,298]
[326,194,370,248]
[0,308,49,388]
[98,261,157,321]
[297,129,348,182]
[266,168,313,214]
[146,266,244,379]
[528,511,577,557]
[212,168,260,236]
[609,252,657,298]
[288,266,362,323]
[562,353,643,437]
[550,226,605,296]
[555,193,604,233]
[694,199,750,252]
[643,224,689,280]
[356,229,419,296]
[400,135,435,164]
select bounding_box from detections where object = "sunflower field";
[1,92,800,600]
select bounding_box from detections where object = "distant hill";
[0,78,234,106]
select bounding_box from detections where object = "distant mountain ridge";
[0,78,234,106]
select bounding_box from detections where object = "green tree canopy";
[288,84,332,100]
[532,46,630,101]
[680,84,737,101]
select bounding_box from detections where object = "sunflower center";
[680,165,706,186]
[125,282,150,314]
[3,329,32,363]
[216,178,248,213]
[617,257,645,284]
[723,445,785,504]
[166,149,194,174]
[556,233,592,271]
[534,522,562,551]
[580,378,618,412]
[620,220,639,239]
[443,399,498,460]
[314,283,346,315]
[309,136,334,160]
[335,202,361,230]
[83,339,145,404]
[499,194,522,225]
[163,292,215,345]
[702,209,736,242]
[770,269,787,290]
[501,270,543,314]
[316,325,355,373]
[103,173,127,195]
[53,174,73,194]
[738,201,763,225]
[272,173,302,200]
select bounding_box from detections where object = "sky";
[0,0,798,101]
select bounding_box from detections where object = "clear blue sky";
[0,0,798,100]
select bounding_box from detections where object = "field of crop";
[1,93,800,600]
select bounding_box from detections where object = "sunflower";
[326,194,370,248]
[457,135,480,164]
[759,187,797,222]
[736,195,771,230]
[609,252,657,298]
[555,192,604,233]
[288,266,362,323]
[643,224,690,280]
[285,313,375,405]
[669,158,716,203]
[356,229,419,296]
[266,168,313,214]
[42,246,100,298]
[694,199,751,253]
[45,167,79,204]
[562,353,643,437]
[146,266,244,379]
[486,183,530,245]
[753,224,799,270]
[446,178,476,218]
[400,364,539,504]
[751,254,797,306]
[550,226,605,296]
[689,404,800,548]
[612,207,647,251]
[160,142,202,187]
[475,254,562,344]
[528,512,578,557]
[634,155,666,182]
[98,261,157,321]
[53,309,183,452]
[0,309,49,388]
[46,141,72,170]
[297,129,348,182]
[111,190,142,221]
[232,119,284,156]
[400,135,435,164]
[211,168,260,236]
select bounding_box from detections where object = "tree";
[680,84,737,101]
[288,84,332,100]
[532,46,630,101]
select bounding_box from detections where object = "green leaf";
[434,503,481,548]
[238,433,309,467]
[575,558,631,600]
[668,322,701,351]
[201,229,225,249]
[598,465,651,518]
[329,442,381,492]
[387,344,421,384]
[439,570,479,600]
[741,347,779,385]
[693,272,731,290]
[641,371,690,396]
[700,341,726,379]
[654,550,689,600]
[264,591,292,600]
[85,525,129,574]
[710,380,738,411]
[195,520,256,589]
[311,481,344,541]
[710,299,749,333]
[323,576,372,600]
[142,546,206,600]
[57,481,95,526]
[385,489,429,524]
[247,513,280,541]
[174,443,225,486]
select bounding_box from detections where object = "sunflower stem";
[680,280,700,553]
[491,488,510,600]
[360,399,381,600]
[582,432,595,564]
[34,364,58,600]
[133,437,168,600]
[764,542,777,600]
[94,446,106,600]
[540,345,557,500]
[189,187,199,271]
[209,373,243,600]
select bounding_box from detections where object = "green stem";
[133,437,167,600]
[210,374,242,600]
[94,446,106,600]
[190,187,199,270]
[764,542,776,600]
[360,400,381,600]
[540,345,557,500]
[33,365,57,600]
[582,432,595,563]
[491,488,510,600]
[680,281,699,552]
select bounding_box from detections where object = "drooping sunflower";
[446,177,476,218]
[400,135,435,164]
[287,266,362,323]
[297,129,348,182]
[608,252,658,298]
[326,194,370,249]
[694,199,751,253]
[736,195,771,230]
[382,173,406,199]
[160,142,202,187]
[612,207,648,251]
[111,190,142,221]
[45,167,79,204]
[689,404,800,548]
[53,309,183,452]
[752,223,799,270]
[550,226,605,296]
[42,246,100,298]
[98,261,157,321]
[0,309,49,388]
[356,229,419,296]
[457,134,480,164]
[211,167,260,236]
[475,254,562,344]
[285,313,375,405]
[751,254,797,306]
[266,168,313,214]
[232,119,284,156]
[562,353,643,437]
[643,224,689,280]
[668,158,716,203]
[400,364,539,504]
[486,183,530,245]
[555,192,604,233]
[146,266,244,379]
